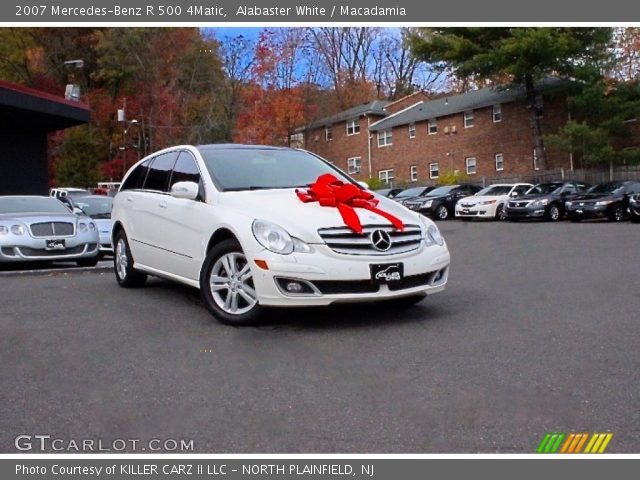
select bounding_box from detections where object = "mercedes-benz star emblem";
[370,229,392,252]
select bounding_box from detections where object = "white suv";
[455,183,533,220]
[111,145,450,325]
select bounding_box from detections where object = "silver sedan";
[0,196,100,266]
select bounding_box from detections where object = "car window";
[143,152,179,192]
[170,152,201,188]
[514,185,530,195]
[122,159,152,191]
[563,184,577,194]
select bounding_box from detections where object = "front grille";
[458,210,479,215]
[17,244,86,257]
[317,224,422,256]
[459,202,476,208]
[509,201,531,208]
[1,247,16,256]
[29,222,75,237]
[388,271,437,291]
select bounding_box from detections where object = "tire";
[76,256,99,267]
[200,239,263,326]
[547,204,561,222]
[495,204,507,221]
[608,204,625,222]
[113,230,147,287]
[435,204,449,220]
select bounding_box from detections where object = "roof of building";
[301,99,390,131]
[369,78,567,132]
[0,79,89,131]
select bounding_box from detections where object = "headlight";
[595,200,612,206]
[10,225,26,235]
[422,199,433,208]
[89,222,96,231]
[478,200,497,205]
[0,225,8,235]
[532,199,549,207]
[78,222,88,233]
[252,219,311,255]
[425,224,445,246]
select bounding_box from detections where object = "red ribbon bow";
[296,174,404,234]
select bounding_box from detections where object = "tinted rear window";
[121,159,151,191]
[143,152,179,192]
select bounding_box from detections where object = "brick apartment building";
[297,79,572,185]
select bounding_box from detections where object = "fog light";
[286,282,303,293]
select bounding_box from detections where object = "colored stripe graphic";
[538,433,613,453]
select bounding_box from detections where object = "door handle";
[159,201,168,209]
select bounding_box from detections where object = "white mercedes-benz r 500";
[111,145,450,325]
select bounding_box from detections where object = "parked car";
[455,183,533,220]
[74,195,114,256]
[111,145,450,326]
[404,184,482,220]
[505,181,590,221]
[0,196,100,266]
[630,193,640,222]
[565,181,640,222]
[392,186,436,205]
[374,187,403,199]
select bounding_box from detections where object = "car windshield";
[0,197,70,215]
[396,187,429,198]
[64,189,91,197]
[587,182,625,194]
[526,183,564,195]
[476,185,513,196]
[74,197,113,218]
[427,186,457,196]
[198,148,354,191]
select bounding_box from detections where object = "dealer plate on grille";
[370,263,404,284]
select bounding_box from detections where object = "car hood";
[569,192,621,202]
[459,194,508,204]
[0,212,77,224]
[218,189,422,242]
[513,193,553,201]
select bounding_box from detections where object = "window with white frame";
[409,123,416,138]
[346,119,360,136]
[493,104,502,123]
[464,110,474,128]
[428,118,437,135]
[378,169,395,184]
[325,126,333,141]
[377,129,393,147]
[429,162,439,179]
[410,165,418,182]
[347,156,361,174]
[466,157,477,175]
[495,153,504,171]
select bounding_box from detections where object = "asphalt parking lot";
[1,220,639,453]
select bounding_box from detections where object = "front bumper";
[0,235,99,263]
[565,204,608,219]
[455,204,497,218]
[248,242,450,307]
[505,205,547,219]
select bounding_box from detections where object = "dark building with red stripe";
[0,80,89,195]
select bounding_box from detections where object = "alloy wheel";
[208,252,257,315]
[115,238,128,280]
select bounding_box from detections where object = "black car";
[565,181,640,222]
[630,193,640,222]
[374,187,403,199]
[505,181,590,221]
[403,184,482,220]
[392,186,435,205]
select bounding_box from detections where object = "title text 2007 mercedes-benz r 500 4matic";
[111,145,450,325]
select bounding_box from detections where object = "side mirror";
[357,181,370,190]
[170,181,199,200]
